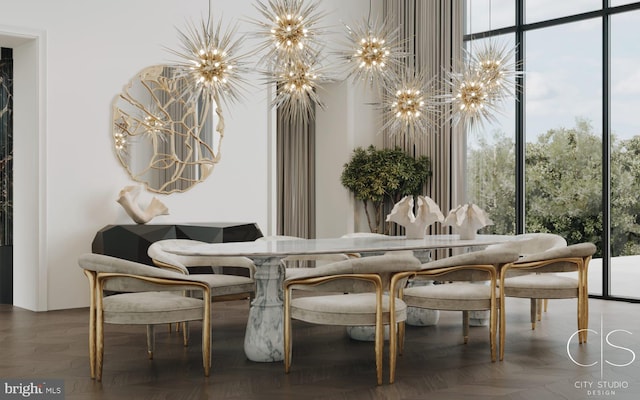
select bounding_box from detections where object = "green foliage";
[341,145,431,233]
[467,117,640,257]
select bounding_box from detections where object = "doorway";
[0,46,13,305]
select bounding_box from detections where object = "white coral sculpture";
[117,185,169,224]
[386,195,444,239]
[443,203,493,240]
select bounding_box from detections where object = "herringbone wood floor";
[1,297,639,400]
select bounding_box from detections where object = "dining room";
[1,0,640,399]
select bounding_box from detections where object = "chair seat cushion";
[191,274,255,297]
[504,274,578,289]
[291,293,407,326]
[403,282,494,311]
[503,274,579,299]
[103,291,204,325]
[284,268,318,280]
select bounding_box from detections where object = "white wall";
[314,0,385,237]
[0,0,379,310]
[1,0,272,311]
[315,82,383,237]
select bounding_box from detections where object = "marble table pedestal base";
[243,257,285,362]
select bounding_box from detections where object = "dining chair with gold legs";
[487,232,567,327]
[499,242,597,361]
[78,253,213,381]
[283,252,421,385]
[389,248,520,383]
[148,239,257,334]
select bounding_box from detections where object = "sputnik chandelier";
[162,0,522,135]
[271,55,325,122]
[168,17,249,109]
[340,14,405,92]
[445,59,496,128]
[250,0,326,123]
[473,39,520,102]
[444,39,521,128]
[382,71,439,137]
[251,0,324,65]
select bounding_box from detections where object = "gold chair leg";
[399,321,406,355]
[375,319,383,385]
[489,273,497,362]
[489,307,497,362]
[390,320,404,384]
[182,322,190,347]
[499,293,506,361]
[530,299,537,330]
[580,267,589,344]
[96,296,105,382]
[543,298,549,313]
[536,299,542,321]
[389,291,398,385]
[83,270,97,379]
[284,290,292,374]
[202,301,211,377]
[462,311,470,344]
[146,325,155,359]
[375,289,383,386]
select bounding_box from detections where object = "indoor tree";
[341,145,431,233]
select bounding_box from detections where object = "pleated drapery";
[276,107,316,239]
[383,0,465,240]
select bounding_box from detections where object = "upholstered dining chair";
[388,248,520,381]
[498,242,597,361]
[284,252,422,385]
[78,253,212,381]
[148,239,256,302]
[487,233,567,327]
[148,239,257,336]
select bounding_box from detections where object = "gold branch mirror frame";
[112,65,222,194]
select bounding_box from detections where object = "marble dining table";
[161,234,514,362]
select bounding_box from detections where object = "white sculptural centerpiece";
[117,185,169,224]
[386,195,445,239]
[443,203,493,240]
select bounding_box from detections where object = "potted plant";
[340,145,431,233]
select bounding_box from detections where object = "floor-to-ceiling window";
[465,1,640,301]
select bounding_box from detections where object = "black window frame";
[463,0,640,303]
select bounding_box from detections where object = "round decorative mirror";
[112,65,222,194]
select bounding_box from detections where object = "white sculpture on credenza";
[443,203,493,240]
[386,195,445,239]
[116,185,169,224]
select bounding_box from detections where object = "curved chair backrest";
[512,242,596,273]
[148,239,256,273]
[78,253,208,292]
[285,252,422,293]
[416,248,521,281]
[487,233,567,256]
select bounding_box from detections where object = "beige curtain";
[276,107,316,238]
[383,0,465,243]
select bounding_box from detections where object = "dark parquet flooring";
[1,297,640,400]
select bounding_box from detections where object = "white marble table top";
[162,234,515,258]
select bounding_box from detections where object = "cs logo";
[566,328,636,368]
